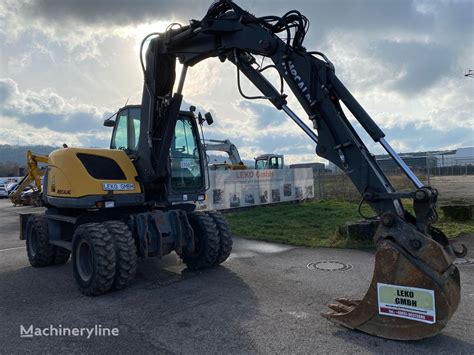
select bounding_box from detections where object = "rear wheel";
[72,223,116,296]
[26,215,55,267]
[104,221,137,290]
[207,211,233,265]
[182,212,220,270]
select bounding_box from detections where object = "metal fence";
[313,169,474,204]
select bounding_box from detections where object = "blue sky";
[0,0,473,164]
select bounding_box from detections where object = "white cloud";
[0,0,472,163]
[0,78,112,147]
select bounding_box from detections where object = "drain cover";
[307,261,353,271]
[454,258,474,266]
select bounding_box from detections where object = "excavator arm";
[136,0,463,340]
[203,139,243,165]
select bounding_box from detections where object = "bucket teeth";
[327,302,353,314]
[335,298,360,307]
[320,311,333,319]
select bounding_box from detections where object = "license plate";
[102,183,135,191]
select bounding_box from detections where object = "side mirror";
[103,119,115,127]
[205,112,213,125]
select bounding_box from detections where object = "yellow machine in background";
[10,150,48,207]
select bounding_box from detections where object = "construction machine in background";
[254,153,284,169]
[20,1,465,341]
[10,150,47,207]
[203,139,247,170]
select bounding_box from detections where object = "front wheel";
[72,223,116,296]
[104,220,137,290]
[181,212,220,270]
[207,211,233,265]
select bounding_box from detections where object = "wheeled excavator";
[20,1,465,341]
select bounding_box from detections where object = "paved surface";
[0,199,473,354]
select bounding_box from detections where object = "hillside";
[0,144,58,165]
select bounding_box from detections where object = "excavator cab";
[105,105,207,203]
[255,154,284,170]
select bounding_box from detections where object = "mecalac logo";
[282,60,313,102]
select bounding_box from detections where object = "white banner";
[197,168,314,210]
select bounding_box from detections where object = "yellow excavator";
[10,150,48,207]
[19,1,466,341]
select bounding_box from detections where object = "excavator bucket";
[322,214,461,340]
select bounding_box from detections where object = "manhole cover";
[454,258,474,266]
[307,261,353,271]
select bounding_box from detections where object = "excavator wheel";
[104,220,138,290]
[181,212,220,270]
[72,223,116,296]
[26,215,55,267]
[322,216,461,340]
[206,211,233,265]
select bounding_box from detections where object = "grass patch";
[224,200,474,249]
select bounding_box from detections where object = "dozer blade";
[322,215,461,341]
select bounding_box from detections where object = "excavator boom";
[134,0,463,340]
[203,139,245,169]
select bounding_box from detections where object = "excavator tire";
[206,211,233,265]
[26,215,55,267]
[53,247,71,264]
[72,223,116,296]
[182,212,220,270]
[104,221,137,290]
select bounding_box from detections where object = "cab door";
[168,113,205,196]
[110,106,141,152]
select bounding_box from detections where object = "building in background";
[326,147,474,174]
[433,147,474,167]
[289,162,326,172]
[375,152,437,172]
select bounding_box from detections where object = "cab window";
[170,117,203,191]
[256,159,267,170]
[110,107,141,151]
[129,108,141,150]
[111,110,128,150]
[269,156,281,169]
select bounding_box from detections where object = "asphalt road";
[0,199,473,354]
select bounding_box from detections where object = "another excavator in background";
[10,150,47,207]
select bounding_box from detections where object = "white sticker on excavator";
[377,283,435,324]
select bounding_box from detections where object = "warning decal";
[377,283,436,324]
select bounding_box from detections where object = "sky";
[0,0,473,164]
